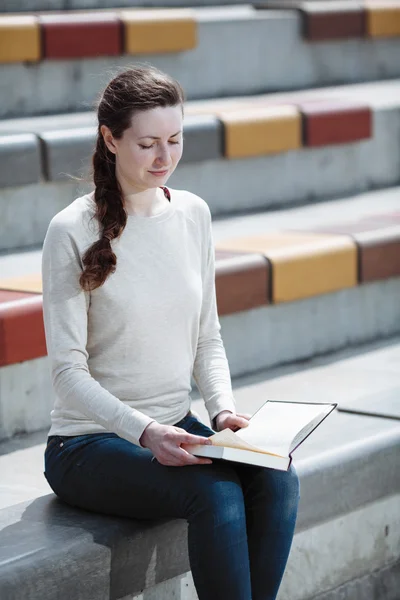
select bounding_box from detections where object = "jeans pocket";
[45,437,60,451]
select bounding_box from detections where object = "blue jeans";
[44,412,300,600]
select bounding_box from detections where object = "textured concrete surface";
[1,99,400,251]
[1,276,400,440]
[125,495,400,600]
[2,7,400,118]
[1,185,399,276]
[1,337,400,509]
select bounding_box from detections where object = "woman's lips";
[149,170,169,176]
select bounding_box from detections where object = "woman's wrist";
[212,410,234,431]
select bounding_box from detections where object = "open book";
[183,400,337,470]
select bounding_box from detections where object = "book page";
[234,401,333,456]
[209,428,284,457]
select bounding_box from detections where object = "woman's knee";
[250,463,300,522]
[186,462,246,526]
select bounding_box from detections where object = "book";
[182,400,337,470]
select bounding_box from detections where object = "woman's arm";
[192,204,236,430]
[41,216,156,447]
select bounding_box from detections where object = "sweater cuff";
[119,411,157,448]
[207,395,236,430]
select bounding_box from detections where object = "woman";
[43,65,300,600]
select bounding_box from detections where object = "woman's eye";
[139,140,180,150]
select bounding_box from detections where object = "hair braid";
[78,65,185,292]
[79,134,127,291]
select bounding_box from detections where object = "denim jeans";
[44,412,300,600]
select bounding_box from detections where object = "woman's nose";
[154,144,171,166]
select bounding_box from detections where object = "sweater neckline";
[87,187,176,226]
[125,186,175,225]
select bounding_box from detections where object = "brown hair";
[79,65,185,292]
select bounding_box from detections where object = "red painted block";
[0,296,47,367]
[0,290,36,304]
[300,3,365,41]
[255,1,366,40]
[299,100,372,146]
[40,12,122,59]
[215,250,270,315]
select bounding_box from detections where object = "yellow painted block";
[0,274,42,294]
[0,16,41,63]
[365,1,400,37]
[218,106,302,159]
[216,232,358,303]
[121,9,197,54]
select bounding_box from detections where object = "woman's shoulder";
[169,188,211,223]
[47,191,99,240]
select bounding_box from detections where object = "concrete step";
[1,79,400,252]
[0,337,399,599]
[1,4,400,119]
[1,186,399,440]
[2,0,259,11]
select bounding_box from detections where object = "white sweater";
[42,188,236,447]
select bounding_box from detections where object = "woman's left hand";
[215,410,252,432]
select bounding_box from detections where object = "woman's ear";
[100,124,117,155]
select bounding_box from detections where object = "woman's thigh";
[44,415,241,521]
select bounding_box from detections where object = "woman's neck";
[123,187,168,217]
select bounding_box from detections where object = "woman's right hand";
[139,421,213,467]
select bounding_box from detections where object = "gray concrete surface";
[1,336,400,507]
[1,184,400,275]
[0,417,399,599]
[1,184,400,440]
[0,134,42,187]
[2,7,400,118]
[2,0,266,10]
[1,338,399,598]
[126,497,400,600]
[1,99,400,251]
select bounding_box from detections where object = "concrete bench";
[0,134,42,187]
[1,207,399,440]
[2,6,400,119]
[0,410,399,599]
[256,0,400,40]
[1,78,399,252]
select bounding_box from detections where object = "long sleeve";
[192,205,236,427]
[41,217,156,447]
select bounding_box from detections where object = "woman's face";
[102,105,184,193]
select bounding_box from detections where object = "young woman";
[43,65,300,600]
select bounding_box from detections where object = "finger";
[178,447,213,466]
[236,413,252,420]
[178,432,212,445]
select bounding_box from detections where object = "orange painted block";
[122,9,197,54]
[0,296,46,367]
[0,274,42,294]
[218,105,302,159]
[216,232,357,304]
[366,1,400,37]
[0,16,41,63]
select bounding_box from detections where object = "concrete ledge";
[1,96,399,248]
[0,421,398,599]
[2,9,400,118]
[0,134,42,187]
[1,277,400,440]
